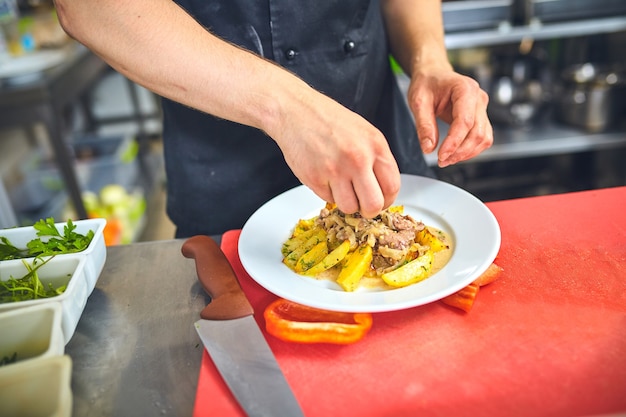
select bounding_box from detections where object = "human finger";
[373,155,401,211]
[352,171,386,219]
[439,112,493,166]
[410,89,439,154]
[312,183,335,207]
[437,84,485,166]
[328,178,360,216]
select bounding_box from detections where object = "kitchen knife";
[181,235,304,417]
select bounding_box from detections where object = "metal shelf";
[400,13,626,167]
[396,73,626,167]
[424,122,626,166]
[445,16,626,50]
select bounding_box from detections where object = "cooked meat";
[315,206,426,275]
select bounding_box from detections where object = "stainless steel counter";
[65,239,206,417]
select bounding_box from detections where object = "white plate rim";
[239,174,501,313]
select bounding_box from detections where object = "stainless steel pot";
[556,63,624,133]
[487,49,551,128]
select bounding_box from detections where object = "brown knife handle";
[181,235,254,320]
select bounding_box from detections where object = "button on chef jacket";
[163,0,434,237]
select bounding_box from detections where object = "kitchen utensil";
[487,46,551,127]
[556,63,624,132]
[181,235,304,417]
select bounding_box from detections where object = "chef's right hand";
[268,90,401,219]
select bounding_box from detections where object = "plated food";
[281,204,453,292]
[239,175,501,313]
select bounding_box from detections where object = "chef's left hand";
[407,64,493,167]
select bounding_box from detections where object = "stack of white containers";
[0,218,106,417]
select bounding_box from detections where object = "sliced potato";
[282,227,323,257]
[336,245,373,292]
[416,227,449,252]
[293,218,316,236]
[283,229,327,269]
[304,240,351,276]
[381,251,434,288]
[294,241,329,273]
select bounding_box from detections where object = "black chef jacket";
[163,0,434,237]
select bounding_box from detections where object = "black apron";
[163,0,433,237]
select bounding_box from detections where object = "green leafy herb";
[0,257,68,304]
[0,236,29,260]
[0,352,17,366]
[0,218,95,260]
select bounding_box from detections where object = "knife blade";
[182,235,304,417]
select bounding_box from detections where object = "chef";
[53,0,492,236]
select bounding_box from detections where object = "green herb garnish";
[0,257,68,303]
[0,352,17,366]
[0,218,95,260]
[0,236,29,260]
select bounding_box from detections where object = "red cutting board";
[194,187,626,417]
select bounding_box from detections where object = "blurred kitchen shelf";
[442,0,513,34]
[424,122,626,166]
[445,16,626,50]
[394,69,626,167]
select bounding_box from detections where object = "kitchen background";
[1,0,625,243]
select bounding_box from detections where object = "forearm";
[54,0,405,217]
[53,0,309,137]
[380,0,452,76]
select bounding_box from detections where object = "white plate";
[239,174,501,313]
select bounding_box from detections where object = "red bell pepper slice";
[264,298,373,344]
[441,262,503,313]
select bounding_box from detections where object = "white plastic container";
[0,354,72,417]
[0,302,64,366]
[0,254,90,344]
[0,218,107,289]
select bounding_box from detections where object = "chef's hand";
[270,91,401,219]
[407,64,493,167]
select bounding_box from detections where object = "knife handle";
[182,235,254,320]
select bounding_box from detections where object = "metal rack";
[430,3,626,198]
[445,16,626,50]
[0,43,162,229]
[424,122,626,167]
[437,9,626,163]
[390,8,626,166]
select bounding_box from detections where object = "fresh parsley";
[0,218,95,260]
[0,236,28,260]
[0,352,17,367]
[0,256,68,304]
